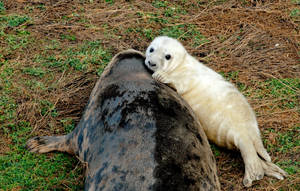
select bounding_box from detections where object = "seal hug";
[27,50,220,191]
[145,36,287,187]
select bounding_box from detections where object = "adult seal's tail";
[27,50,220,191]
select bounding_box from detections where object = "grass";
[0,85,83,190]
[0,124,83,190]
[290,8,300,18]
[0,1,5,13]
[277,159,300,175]
[159,24,209,47]
[0,7,107,190]
[0,0,299,190]
[40,40,112,74]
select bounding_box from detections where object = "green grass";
[242,78,300,110]
[0,122,83,190]
[263,125,300,154]
[0,15,30,27]
[292,0,300,4]
[210,144,221,157]
[277,160,300,175]
[152,0,168,8]
[276,130,299,153]
[0,95,16,125]
[290,8,300,18]
[105,0,114,4]
[22,67,46,77]
[40,100,58,117]
[137,1,208,45]
[0,64,83,189]
[0,1,5,13]
[0,54,84,190]
[40,40,111,74]
[0,6,109,190]
[219,71,247,92]
[0,15,32,56]
[60,118,76,134]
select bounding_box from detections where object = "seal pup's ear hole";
[150,48,154,53]
[165,54,171,60]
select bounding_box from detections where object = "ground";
[0,0,299,190]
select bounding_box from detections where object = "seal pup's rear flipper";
[261,160,288,179]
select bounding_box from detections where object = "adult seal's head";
[26,49,220,191]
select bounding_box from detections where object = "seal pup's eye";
[165,54,171,60]
[149,48,154,53]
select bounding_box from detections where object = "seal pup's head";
[145,36,187,72]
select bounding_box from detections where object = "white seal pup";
[144,36,288,187]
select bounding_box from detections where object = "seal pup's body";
[27,50,220,191]
[144,36,287,187]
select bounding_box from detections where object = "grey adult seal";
[26,50,220,191]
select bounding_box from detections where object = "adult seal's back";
[26,50,220,191]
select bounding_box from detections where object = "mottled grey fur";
[27,50,220,191]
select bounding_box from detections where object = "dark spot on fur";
[97,147,104,155]
[100,84,123,105]
[78,132,83,151]
[84,149,89,161]
[120,174,126,181]
[148,184,153,190]
[184,175,196,185]
[140,176,145,182]
[194,153,201,160]
[113,183,125,191]
[112,165,119,173]
[37,137,45,145]
[145,122,154,129]
[200,167,204,173]
[119,147,126,157]
[196,134,203,145]
[95,162,109,185]
[66,139,70,146]
[203,182,207,188]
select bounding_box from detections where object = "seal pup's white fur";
[145,36,287,187]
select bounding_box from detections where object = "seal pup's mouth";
[148,61,156,67]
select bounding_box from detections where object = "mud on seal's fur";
[27,50,220,191]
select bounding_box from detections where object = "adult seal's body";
[27,50,220,191]
[144,36,287,187]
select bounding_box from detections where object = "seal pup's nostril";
[148,61,156,67]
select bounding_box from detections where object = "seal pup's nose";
[148,61,156,67]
